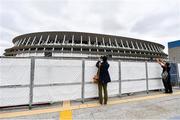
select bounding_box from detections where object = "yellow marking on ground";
[108,99,128,105]
[1,91,180,119]
[70,105,79,110]
[0,107,63,119]
[63,101,71,108]
[60,110,72,120]
[79,104,88,109]
[60,100,72,120]
[86,103,100,108]
[172,91,180,95]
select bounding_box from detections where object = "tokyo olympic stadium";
[4,31,167,60]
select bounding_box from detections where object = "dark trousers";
[98,81,108,104]
[162,77,173,93]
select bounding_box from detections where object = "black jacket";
[96,61,111,84]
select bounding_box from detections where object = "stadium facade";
[4,31,167,60]
[168,40,180,63]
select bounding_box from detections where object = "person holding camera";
[156,58,173,93]
[96,56,111,105]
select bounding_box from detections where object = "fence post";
[119,61,122,97]
[145,61,149,94]
[176,63,180,88]
[81,59,85,103]
[29,57,35,109]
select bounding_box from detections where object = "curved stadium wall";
[4,31,167,60]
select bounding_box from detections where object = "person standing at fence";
[156,58,173,93]
[96,56,111,105]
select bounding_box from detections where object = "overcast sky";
[0,0,180,55]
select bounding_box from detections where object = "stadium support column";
[29,57,35,109]
[25,37,31,46]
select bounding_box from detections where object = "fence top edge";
[1,56,179,64]
[0,56,151,62]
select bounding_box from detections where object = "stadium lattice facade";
[4,31,167,60]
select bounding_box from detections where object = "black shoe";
[168,91,173,94]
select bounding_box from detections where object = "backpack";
[161,71,168,80]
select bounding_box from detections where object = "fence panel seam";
[145,61,149,94]
[81,60,85,103]
[119,61,121,97]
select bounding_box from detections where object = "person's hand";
[156,58,159,62]
[99,63,102,67]
[159,58,163,62]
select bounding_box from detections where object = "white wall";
[0,58,31,106]
[0,58,168,107]
[33,59,82,103]
[121,62,146,93]
[0,58,30,85]
[147,62,163,90]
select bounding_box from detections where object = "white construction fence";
[0,57,179,108]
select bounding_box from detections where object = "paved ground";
[73,94,180,119]
[1,89,180,120]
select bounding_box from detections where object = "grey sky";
[0,0,180,55]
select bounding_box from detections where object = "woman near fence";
[96,56,111,105]
[156,58,173,93]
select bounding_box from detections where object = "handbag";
[93,74,99,83]
[161,71,168,80]
[93,65,100,83]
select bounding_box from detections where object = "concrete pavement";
[1,89,180,120]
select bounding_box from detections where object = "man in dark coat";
[96,56,111,105]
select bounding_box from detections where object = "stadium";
[4,31,167,60]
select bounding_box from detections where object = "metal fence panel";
[170,63,179,86]
[84,60,100,98]
[0,58,31,85]
[107,61,119,96]
[147,62,163,90]
[108,61,119,81]
[33,85,81,103]
[84,84,98,98]
[84,60,98,83]
[122,81,147,93]
[108,82,119,96]
[34,59,82,84]
[179,64,180,75]
[33,59,82,103]
[0,58,30,106]
[178,64,180,84]
[121,62,146,93]
[121,62,146,80]
[1,88,29,106]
